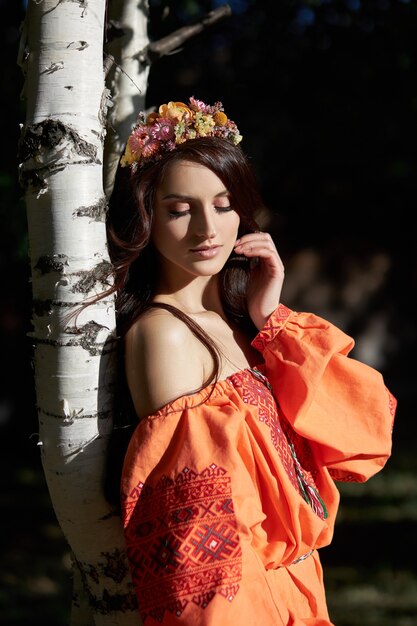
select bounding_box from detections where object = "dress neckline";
[142,365,266,420]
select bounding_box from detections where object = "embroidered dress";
[121,304,396,626]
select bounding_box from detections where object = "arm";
[233,231,396,481]
[252,304,397,482]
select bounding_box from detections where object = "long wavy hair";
[104,136,265,506]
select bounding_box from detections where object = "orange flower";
[213,111,228,126]
[159,101,192,123]
[146,111,160,125]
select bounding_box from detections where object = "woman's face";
[151,160,240,283]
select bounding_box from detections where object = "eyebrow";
[161,190,230,201]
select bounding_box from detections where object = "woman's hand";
[233,232,285,330]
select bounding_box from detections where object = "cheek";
[151,218,188,254]
[227,214,240,238]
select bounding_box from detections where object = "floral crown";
[120,96,243,171]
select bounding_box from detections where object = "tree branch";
[137,4,232,65]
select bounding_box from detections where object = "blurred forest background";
[1,0,416,625]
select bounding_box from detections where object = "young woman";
[104,97,396,625]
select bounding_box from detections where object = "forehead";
[157,160,226,196]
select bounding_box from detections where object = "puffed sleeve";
[251,304,397,482]
[120,386,316,626]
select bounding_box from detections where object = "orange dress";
[121,304,396,626]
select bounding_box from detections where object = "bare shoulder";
[124,308,206,419]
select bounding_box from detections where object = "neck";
[153,274,225,317]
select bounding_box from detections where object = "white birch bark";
[19,0,147,623]
[104,0,150,197]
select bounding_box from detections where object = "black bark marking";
[37,406,111,420]
[67,40,89,51]
[18,119,99,191]
[35,254,69,274]
[32,320,116,356]
[95,588,138,613]
[72,260,113,293]
[73,197,107,221]
[41,61,64,75]
[102,548,130,584]
[32,299,82,317]
[74,552,138,614]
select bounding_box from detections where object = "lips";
[189,244,222,259]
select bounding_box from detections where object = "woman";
[105,97,396,625]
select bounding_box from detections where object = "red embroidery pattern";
[229,369,301,494]
[123,464,242,623]
[229,369,326,517]
[283,424,319,485]
[251,303,292,352]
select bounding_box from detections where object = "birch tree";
[18,1,232,623]
[18,1,149,623]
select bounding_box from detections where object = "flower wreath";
[120,96,243,171]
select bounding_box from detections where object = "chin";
[191,258,230,276]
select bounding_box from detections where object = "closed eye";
[168,209,190,219]
[168,205,233,219]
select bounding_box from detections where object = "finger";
[234,240,284,268]
[234,245,283,271]
[234,234,279,257]
[234,241,277,257]
[235,232,273,246]
[234,243,274,256]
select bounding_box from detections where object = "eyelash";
[168,206,232,219]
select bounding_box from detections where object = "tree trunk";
[18,0,149,623]
[104,0,150,197]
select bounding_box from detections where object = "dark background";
[1,0,416,624]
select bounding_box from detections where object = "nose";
[195,207,217,239]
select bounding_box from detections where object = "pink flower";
[129,126,152,154]
[141,140,161,158]
[189,97,209,113]
[151,118,175,142]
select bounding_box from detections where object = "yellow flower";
[120,143,137,167]
[194,113,215,136]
